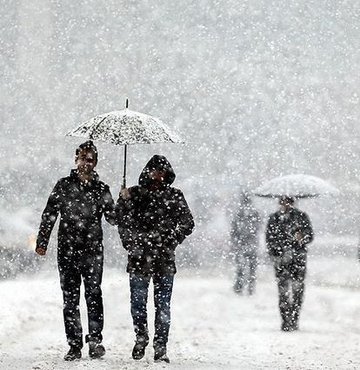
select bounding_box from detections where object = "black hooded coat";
[116,155,194,275]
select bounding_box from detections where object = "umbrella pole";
[122,97,129,188]
[122,144,127,189]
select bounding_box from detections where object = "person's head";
[279,196,295,212]
[239,190,252,205]
[75,140,98,175]
[139,154,175,189]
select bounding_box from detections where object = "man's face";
[279,199,293,212]
[149,169,166,183]
[76,148,97,174]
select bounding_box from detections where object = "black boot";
[280,311,293,332]
[291,305,301,331]
[281,320,292,332]
[233,280,243,294]
[64,346,82,361]
[132,336,149,360]
[89,342,106,359]
[154,345,170,363]
[248,284,255,296]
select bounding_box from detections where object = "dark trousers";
[58,251,104,348]
[129,273,174,348]
[234,250,257,294]
[274,253,307,327]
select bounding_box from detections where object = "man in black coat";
[35,141,116,360]
[266,196,313,331]
[116,154,194,363]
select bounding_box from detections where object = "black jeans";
[129,273,174,348]
[274,252,307,326]
[58,250,104,348]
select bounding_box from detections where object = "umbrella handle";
[122,98,128,189]
[122,144,127,189]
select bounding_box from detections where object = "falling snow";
[1,0,360,369]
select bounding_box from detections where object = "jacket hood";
[139,155,176,188]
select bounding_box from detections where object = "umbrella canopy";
[254,174,340,198]
[66,103,183,188]
[66,109,183,145]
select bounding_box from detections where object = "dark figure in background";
[35,141,116,360]
[230,192,261,295]
[116,155,194,363]
[266,196,313,331]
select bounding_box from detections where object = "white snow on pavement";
[1,258,360,370]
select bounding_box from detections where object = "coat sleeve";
[36,181,61,251]
[229,216,239,247]
[102,185,117,226]
[266,214,282,257]
[115,194,135,250]
[299,212,314,245]
[171,190,195,245]
[255,210,262,232]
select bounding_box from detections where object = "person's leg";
[291,256,307,330]
[129,273,151,359]
[234,250,245,293]
[59,260,83,359]
[275,266,292,331]
[248,251,258,295]
[153,273,174,362]
[81,252,105,358]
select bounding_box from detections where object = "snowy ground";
[1,256,360,370]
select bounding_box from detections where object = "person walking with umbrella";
[116,154,194,363]
[35,140,117,360]
[266,196,314,331]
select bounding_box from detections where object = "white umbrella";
[254,174,340,198]
[66,99,183,187]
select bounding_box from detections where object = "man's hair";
[75,140,98,164]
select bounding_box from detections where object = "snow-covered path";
[1,260,360,370]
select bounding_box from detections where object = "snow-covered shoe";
[64,346,82,361]
[89,342,106,359]
[233,282,243,294]
[132,342,147,360]
[281,320,292,332]
[132,336,149,360]
[291,320,299,331]
[154,346,170,363]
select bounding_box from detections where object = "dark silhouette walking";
[266,196,313,331]
[35,141,116,360]
[116,155,194,363]
[230,192,261,295]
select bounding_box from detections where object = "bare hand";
[35,247,47,256]
[120,187,131,200]
[294,231,303,242]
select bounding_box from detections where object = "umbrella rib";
[89,116,107,139]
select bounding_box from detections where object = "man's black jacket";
[116,155,195,275]
[36,170,116,259]
[266,207,313,258]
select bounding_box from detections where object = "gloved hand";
[161,230,180,250]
